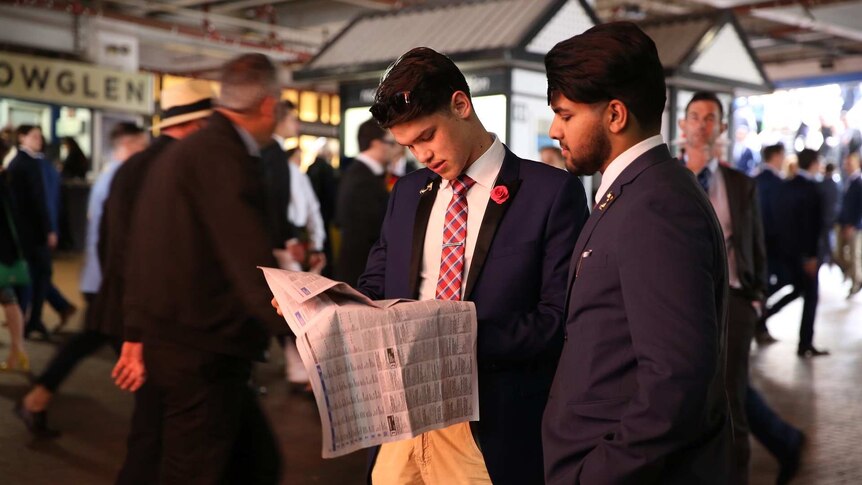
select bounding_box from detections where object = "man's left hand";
[112,342,147,392]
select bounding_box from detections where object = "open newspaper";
[260,267,479,458]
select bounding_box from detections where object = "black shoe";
[24,323,52,342]
[797,346,830,358]
[776,431,805,484]
[13,401,61,438]
[755,330,779,345]
[53,305,78,334]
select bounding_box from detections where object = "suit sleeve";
[476,175,587,362]
[807,184,824,259]
[750,183,768,299]
[186,149,284,335]
[356,181,401,300]
[13,158,52,244]
[578,190,724,483]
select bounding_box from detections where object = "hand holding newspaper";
[260,267,479,458]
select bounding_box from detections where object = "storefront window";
[299,91,319,123]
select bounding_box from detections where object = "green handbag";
[0,200,30,287]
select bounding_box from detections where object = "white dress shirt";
[595,134,664,204]
[418,135,505,301]
[701,158,742,289]
[355,153,386,176]
[287,162,326,251]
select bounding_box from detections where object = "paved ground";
[0,253,859,484]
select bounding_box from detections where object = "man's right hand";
[271,297,283,316]
[286,239,306,264]
[803,258,819,279]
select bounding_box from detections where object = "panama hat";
[157,79,215,130]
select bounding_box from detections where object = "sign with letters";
[0,52,153,114]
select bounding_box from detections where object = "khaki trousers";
[371,422,491,485]
[835,226,862,289]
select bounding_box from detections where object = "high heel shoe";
[0,353,30,372]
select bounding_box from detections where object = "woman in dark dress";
[0,138,29,370]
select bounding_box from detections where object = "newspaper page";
[260,267,479,458]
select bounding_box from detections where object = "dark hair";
[0,138,9,161]
[761,143,784,161]
[276,100,297,123]
[15,124,40,141]
[370,47,470,129]
[357,118,388,152]
[545,22,666,132]
[797,148,819,171]
[685,91,724,121]
[824,162,836,173]
[109,122,145,145]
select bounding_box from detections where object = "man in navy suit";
[754,143,786,344]
[765,149,828,357]
[836,153,862,297]
[359,47,588,484]
[541,23,731,484]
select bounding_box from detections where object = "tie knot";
[451,174,475,197]
[697,167,712,192]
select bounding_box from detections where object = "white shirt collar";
[595,134,664,204]
[762,164,782,177]
[19,146,42,158]
[355,153,386,176]
[442,134,504,190]
[796,169,816,181]
[232,123,260,157]
[272,134,285,148]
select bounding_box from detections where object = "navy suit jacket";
[838,176,862,229]
[543,144,731,484]
[358,147,588,484]
[755,169,783,255]
[776,175,823,261]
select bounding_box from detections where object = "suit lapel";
[720,165,744,239]
[408,176,440,299]
[565,144,673,301]
[463,149,521,301]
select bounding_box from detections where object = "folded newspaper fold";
[260,267,479,458]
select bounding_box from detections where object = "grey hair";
[217,53,279,112]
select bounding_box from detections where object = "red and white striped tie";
[436,175,476,301]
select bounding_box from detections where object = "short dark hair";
[370,47,470,129]
[276,100,297,123]
[762,143,784,161]
[824,162,836,174]
[15,124,40,141]
[797,148,820,171]
[686,91,724,121]
[545,22,666,132]
[357,118,388,152]
[109,122,145,145]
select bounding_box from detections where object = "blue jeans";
[746,385,803,462]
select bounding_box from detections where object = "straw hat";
[157,79,215,130]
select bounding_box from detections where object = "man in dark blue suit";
[359,47,588,484]
[836,153,862,297]
[754,143,787,344]
[765,149,829,357]
[541,23,731,484]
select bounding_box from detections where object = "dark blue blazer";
[358,147,588,484]
[776,175,823,261]
[838,175,862,229]
[543,144,731,484]
[756,169,783,254]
